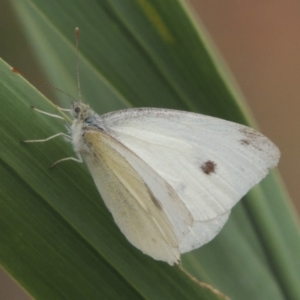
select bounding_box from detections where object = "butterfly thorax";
[70,101,105,154]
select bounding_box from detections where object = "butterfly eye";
[74,107,80,114]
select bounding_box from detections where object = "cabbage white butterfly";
[21,28,280,267]
[24,100,280,265]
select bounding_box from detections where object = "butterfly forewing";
[101,108,280,253]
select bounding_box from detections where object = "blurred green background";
[0,1,299,299]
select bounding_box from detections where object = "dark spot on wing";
[239,127,259,138]
[239,127,265,151]
[240,139,251,145]
[201,160,216,175]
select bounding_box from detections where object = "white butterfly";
[27,100,279,265]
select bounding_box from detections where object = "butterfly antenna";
[11,67,77,102]
[75,27,82,102]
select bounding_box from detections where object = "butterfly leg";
[50,154,82,169]
[22,132,81,168]
[23,106,82,168]
[22,132,71,143]
[23,99,72,143]
[31,105,72,130]
[30,106,67,120]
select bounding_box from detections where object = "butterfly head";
[71,101,94,121]
[70,101,104,132]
